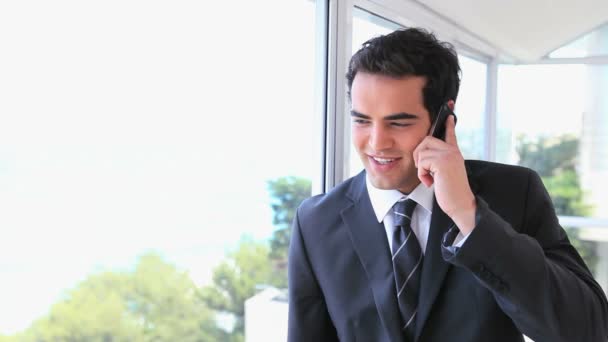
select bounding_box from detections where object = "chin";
[369,177,398,190]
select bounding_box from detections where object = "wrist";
[450,196,477,235]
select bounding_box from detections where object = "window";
[0,1,322,340]
[496,62,608,286]
[456,55,487,160]
[549,24,608,58]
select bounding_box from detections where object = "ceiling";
[416,0,608,63]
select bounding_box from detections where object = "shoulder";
[465,159,543,195]
[299,173,361,212]
[465,159,538,184]
[465,159,535,177]
[296,171,365,222]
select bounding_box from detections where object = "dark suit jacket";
[288,160,608,342]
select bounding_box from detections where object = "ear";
[447,99,455,112]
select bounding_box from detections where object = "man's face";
[350,72,432,194]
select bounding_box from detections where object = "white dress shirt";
[366,177,469,254]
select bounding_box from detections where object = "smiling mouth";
[370,156,400,165]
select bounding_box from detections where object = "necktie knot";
[393,198,417,227]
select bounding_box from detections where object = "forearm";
[443,197,608,342]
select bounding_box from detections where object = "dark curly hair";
[346,27,461,122]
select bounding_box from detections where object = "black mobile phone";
[429,103,457,141]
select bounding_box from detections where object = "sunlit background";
[1,1,607,341]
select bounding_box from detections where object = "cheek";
[397,135,423,151]
[351,128,367,148]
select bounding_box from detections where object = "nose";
[368,124,393,151]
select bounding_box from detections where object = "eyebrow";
[350,110,419,120]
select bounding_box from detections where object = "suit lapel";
[414,163,480,341]
[341,173,404,341]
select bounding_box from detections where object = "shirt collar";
[366,176,434,223]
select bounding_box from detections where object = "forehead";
[351,72,428,117]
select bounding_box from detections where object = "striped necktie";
[392,198,423,341]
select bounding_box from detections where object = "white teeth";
[373,157,395,164]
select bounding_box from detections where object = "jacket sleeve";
[442,169,608,342]
[287,206,338,342]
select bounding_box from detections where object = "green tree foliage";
[516,136,579,178]
[267,176,312,267]
[516,134,596,272]
[10,254,224,342]
[516,135,589,216]
[4,176,316,342]
[200,238,281,342]
[200,176,311,340]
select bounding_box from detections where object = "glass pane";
[496,63,608,286]
[0,1,319,341]
[348,17,487,177]
[352,7,402,43]
[457,55,487,160]
[549,24,608,58]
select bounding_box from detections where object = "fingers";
[444,115,458,146]
[413,136,444,166]
[416,154,435,187]
[414,111,460,187]
[413,134,451,168]
[414,135,459,187]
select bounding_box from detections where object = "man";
[287,28,608,341]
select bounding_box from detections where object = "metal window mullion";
[558,216,608,228]
[485,58,498,161]
[325,0,353,191]
[535,55,608,65]
[312,0,330,196]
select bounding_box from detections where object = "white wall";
[245,288,288,342]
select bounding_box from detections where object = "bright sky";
[0,0,317,334]
[0,0,598,335]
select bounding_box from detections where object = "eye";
[391,122,412,127]
[352,119,370,125]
